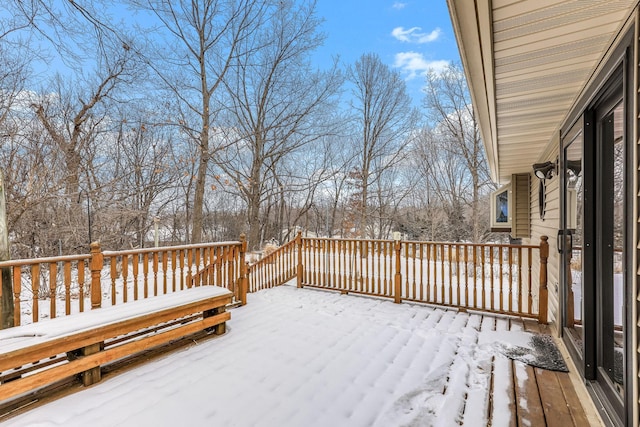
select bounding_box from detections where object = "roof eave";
[447,0,500,182]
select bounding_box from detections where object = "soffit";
[447,0,636,184]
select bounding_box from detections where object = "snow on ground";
[5,284,536,427]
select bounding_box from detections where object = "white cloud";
[393,52,449,79]
[391,26,441,44]
[392,2,407,9]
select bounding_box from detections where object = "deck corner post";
[239,234,248,305]
[90,242,103,309]
[538,235,549,324]
[296,231,304,288]
[394,238,402,304]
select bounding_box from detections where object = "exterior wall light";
[532,160,557,180]
[532,158,558,221]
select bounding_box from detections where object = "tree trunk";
[192,53,211,244]
[360,173,368,238]
[247,194,261,251]
[0,170,14,328]
[192,152,208,244]
[1,267,12,329]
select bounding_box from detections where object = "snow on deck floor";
[4,284,532,427]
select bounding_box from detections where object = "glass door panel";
[563,122,583,354]
[609,102,624,396]
[596,100,624,405]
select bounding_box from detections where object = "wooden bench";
[0,286,232,402]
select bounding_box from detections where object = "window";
[490,184,512,231]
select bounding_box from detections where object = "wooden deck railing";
[0,240,245,326]
[247,234,550,322]
[2,233,550,327]
[247,237,298,292]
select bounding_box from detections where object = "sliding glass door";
[561,72,627,425]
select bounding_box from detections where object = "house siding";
[524,166,560,331]
[512,174,531,238]
[632,9,639,426]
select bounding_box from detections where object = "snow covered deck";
[2,284,595,426]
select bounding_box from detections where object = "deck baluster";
[412,243,417,300]
[121,256,128,303]
[499,247,504,312]
[455,245,460,305]
[481,246,486,309]
[517,247,522,313]
[440,244,445,304]
[78,261,86,311]
[30,265,38,322]
[171,251,177,292]
[133,253,139,300]
[64,261,72,315]
[448,244,453,305]
[404,243,409,299]
[490,247,495,311]
[152,251,159,295]
[528,248,533,314]
[13,265,21,326]
[162,252,168,293]
[49,262,57,318]
[110,257,118,305]
[186,249,193,289]
[508,247,513,313]
[143,253,149,297]
[426,243,431,302]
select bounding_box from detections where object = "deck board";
[1,288,596,426]
[478,316,594,426]
[556,369,591,426]
[513,361,546,426]
[492,354,517,427]
[535,368,577,427]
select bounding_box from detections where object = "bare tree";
[415,128,474,241]
[216,0,342,249]
[348,53,418,238]
[31,46,136,197]
[0,2,43,327]
[130,0,265,243]
[422,63,490,242]
[9,0,133,66]
[102,114,179,249]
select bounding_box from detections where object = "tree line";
[0,0,495,258]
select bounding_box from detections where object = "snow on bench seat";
[0,285,232,401]
[0,286,231,354]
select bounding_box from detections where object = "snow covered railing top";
[248,234,550,323]
[0,239,246,327]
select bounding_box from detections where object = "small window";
[490,184,512,231]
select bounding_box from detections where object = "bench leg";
[204,306,226,335]
[81,342,103,386]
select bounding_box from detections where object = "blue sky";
[311,0,460,105]
[18,0,459,107]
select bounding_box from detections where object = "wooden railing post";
[296,232,304,288]
[538,235,549,324]
[90,242,103,310]
[239,234,248,305]
[394,237,402,304]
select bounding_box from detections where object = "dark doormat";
[497,333,569,372]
